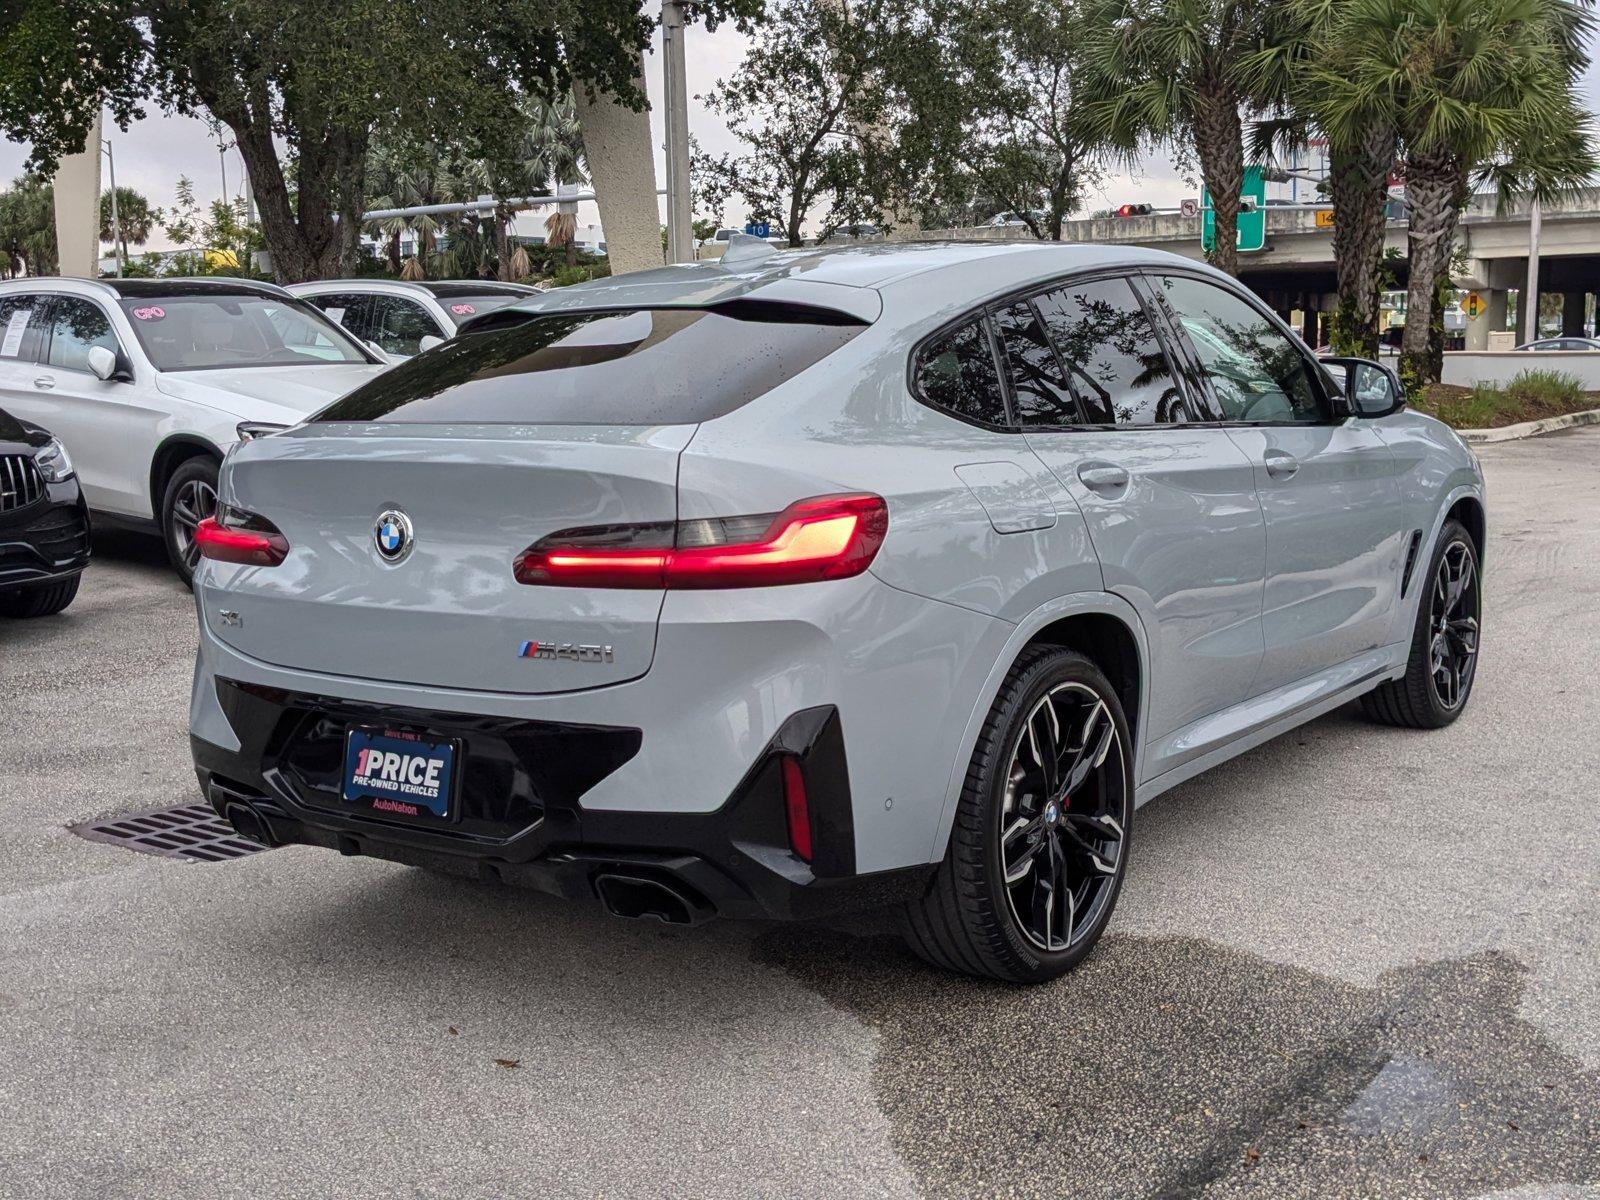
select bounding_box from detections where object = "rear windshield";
[118,294,372,371]
[314,304,866,425]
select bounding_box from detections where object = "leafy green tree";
[0,0,756,283]
[99,187,162,262]
[694,0,910,246]
[163,175,262,275]
[0,175,57,276]
[1311,0,1596,386]
[887,0,1107,240]
[1082,0,1298,277]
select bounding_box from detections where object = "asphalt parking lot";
[2,431,1597,1200]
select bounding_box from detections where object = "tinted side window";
[914,318,1008,427]
[369,295,443,356]
[304,293,373,340]
[318,305,865,425]
[46,298,119,372]
[0,295,48,364]
[1153,275,1327,424]
[1035,279,1185,425]
[994,301,1080,426]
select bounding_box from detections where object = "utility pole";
[1524,198,1542,344]
[661,0,694,263]
[101,137,123,278]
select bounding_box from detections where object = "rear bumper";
[0,486,90,591]
[191,678,932,922]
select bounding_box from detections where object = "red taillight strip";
[194,516,290,567]
[781,755,813,863]
[513,493,888,589]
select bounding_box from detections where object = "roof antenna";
[720,232,779,266]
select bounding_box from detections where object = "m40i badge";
[519,641,615,664]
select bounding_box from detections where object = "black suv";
[0,406,89,617]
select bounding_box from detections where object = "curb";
[1457,406,1600,444]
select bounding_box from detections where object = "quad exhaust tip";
[593,871,710,926]
[222,801,277,848]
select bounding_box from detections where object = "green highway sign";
[1202,165,1267,254]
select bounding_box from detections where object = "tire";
[0,573,81,618]
[902,646,1134,984]
[161,456,221,588]
[1361,518,1481,729]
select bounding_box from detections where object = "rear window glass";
[315,305,866,425]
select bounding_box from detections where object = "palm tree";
[1246,1,1396,357]
[98,187,162,263]
[1082,0,1294,277]
[1312,0,1595,387]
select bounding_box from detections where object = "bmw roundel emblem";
[373,509,414,563]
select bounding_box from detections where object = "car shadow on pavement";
[751,925,1600,1200]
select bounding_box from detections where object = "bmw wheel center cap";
[374,509,414,563]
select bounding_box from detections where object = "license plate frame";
[341,726,460,822]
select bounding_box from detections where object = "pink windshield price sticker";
[450,303,475,315]
[132,306,166,321]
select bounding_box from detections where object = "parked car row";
[0,276,535,593]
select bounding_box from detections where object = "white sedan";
[0,277,387,583]
[288,279,542,359]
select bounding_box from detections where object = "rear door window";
[913,318,1009,428]
[1034,278,1186,425]
[302,293,374,341]
[369,295,444,356]
[316,304,866,425]
[0,295,48,363]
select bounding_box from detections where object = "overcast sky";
[4,19,1599,252]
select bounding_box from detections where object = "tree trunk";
[388,229,402,275]
[574,56,665,275]
[1398,149,1463,390]
[494,208,513,281]
[1328,119,1394,357]
[1193,86,1244,278]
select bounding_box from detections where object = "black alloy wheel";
[1361,518,1482,729]
[903,646,1133,983]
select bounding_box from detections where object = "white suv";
[288,280,543,360]
[0,277,386,583]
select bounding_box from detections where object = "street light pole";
[1524,197,1542,344]
[661,0,694,263]
[101,138,123,278]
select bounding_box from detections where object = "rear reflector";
[195,508,289,567]
[781,755,813,863]
[513,493,888,589]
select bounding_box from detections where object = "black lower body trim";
[192,682,932,922]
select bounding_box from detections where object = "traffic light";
[1116,203,1154,217]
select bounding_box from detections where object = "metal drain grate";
[72,803,271,862]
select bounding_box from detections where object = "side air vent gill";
[1400,530,1424,596]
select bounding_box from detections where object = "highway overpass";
[905,187,1600,350]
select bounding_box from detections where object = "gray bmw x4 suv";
[188,242,1485,983]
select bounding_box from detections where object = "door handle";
[32,376,55,391]
[1263,450,1300,480]
[1077,463,1130,493]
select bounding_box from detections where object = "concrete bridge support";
[1561,291,1589,337]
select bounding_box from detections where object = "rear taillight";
[195,505,290,567]
[781,755,813,863]
[513,493,888,589]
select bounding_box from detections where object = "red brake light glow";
[782,755,813,863]
[195,511,290,567]
[513,493,888,589]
